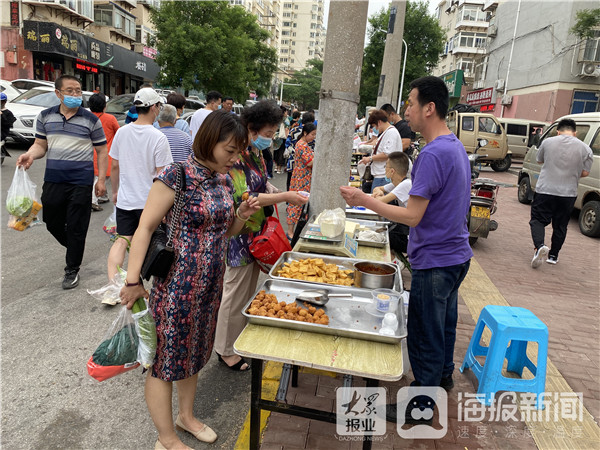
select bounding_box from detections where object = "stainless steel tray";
[242,278,407,344]
[353,224,389,248]
[269,251,402,292]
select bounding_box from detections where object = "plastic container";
[372,288,400,313]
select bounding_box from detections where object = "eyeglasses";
[60,89,83,95]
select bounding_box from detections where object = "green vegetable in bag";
[6,196,33,217]
[92,323,139,366]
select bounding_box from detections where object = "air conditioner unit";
[579,62,600,78]
[495,79,505,91]
[487,25,497,37]
[501,94,513,105]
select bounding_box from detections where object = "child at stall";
[372,151,412,254]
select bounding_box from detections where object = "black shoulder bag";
[141,163,186,281]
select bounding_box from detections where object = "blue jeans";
[371,177,387,192]
[407,261,471,386]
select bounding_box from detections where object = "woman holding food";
[286,123,316,237]
[214,100,309,371]
[119,110,260,450]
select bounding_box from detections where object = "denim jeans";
[371,177,388,192]
[407,261,471,386]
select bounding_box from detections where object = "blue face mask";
[372,128,379,136]
[252,134,273,150]
[63,95,82,108]
[384,176,392,183]
[218,105,222,110]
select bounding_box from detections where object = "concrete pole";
[310,0,369,215]
[376,0,407,109]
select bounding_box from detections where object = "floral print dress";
[287,139,313,226]
[150,157,234,381]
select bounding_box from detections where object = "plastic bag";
[318,208,346,238]
[6,167,42,231]
[87,268,157,371]
[103,205,117,236]
[87,306,140,381]
[6,166,37,217]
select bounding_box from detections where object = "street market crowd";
[10,74,592,449]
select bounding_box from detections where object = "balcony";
[455,18,489,30]
[23,0,93,26]
[452,45,486,56]
[94,4,137,41]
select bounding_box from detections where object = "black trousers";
[41,182,92,272]
[262,147,273,177]
[529,192,576,257]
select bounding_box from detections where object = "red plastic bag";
[86,357,139,382]
[249,215,291,271]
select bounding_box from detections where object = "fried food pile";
[247,290,330,325]
[276,258,354,286]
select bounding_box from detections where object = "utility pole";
[376,0,407,109]
[310,0,369,215]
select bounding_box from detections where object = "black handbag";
[141,163,186,281]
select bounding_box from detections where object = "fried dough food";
[247,290,330,325]
[241,192,250,201]
[276,258,354,286]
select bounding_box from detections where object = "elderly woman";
[157,104,193,162]
[120,110,260,449]
[286,122,316,237]
[213,101,308,371]
[166,93,191,135]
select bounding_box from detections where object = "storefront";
[22,20,158,97]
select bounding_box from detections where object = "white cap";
[134,88,161,107]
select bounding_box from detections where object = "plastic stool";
[460,305,548,409]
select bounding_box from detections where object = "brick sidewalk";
[255,168,599,449]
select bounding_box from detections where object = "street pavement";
[2,145,599,449]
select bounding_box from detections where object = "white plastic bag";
[318,208,346,238]
[103,205,117,236]
[6,166,37,217]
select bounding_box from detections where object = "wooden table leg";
[250,358,263,450]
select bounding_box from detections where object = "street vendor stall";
[234,210,407,449]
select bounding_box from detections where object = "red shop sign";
[10,1,19,27]
[75,59,98,74]
[466,87,494,106]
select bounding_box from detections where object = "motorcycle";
[468,139,500,246]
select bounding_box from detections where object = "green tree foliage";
[150,1,277,99]
[570,8,600,40]
[281,59,323,110]
[359,1,445,112]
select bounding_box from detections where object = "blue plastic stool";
[460,305,548,409]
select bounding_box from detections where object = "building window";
[293,23,297,27]
[282,30,290,36]
[94,4,136,38]
[284,2,292,8]
[309,41,314,47]
[571,91,599,114]
[291,50,295,54]
[295,5,298,9]
[292,41,295,45]
[281,49,288,54]
[283,12,291,18]
[280,57,288,62]
[310,32,315,38]
[311,23,317,29]
[281,39,289,44]
[458,5,487,22]
[291,59,294,63]
[583,33,600,62]
[283,21,291,27]
[309,50,314,56]
[312,14,317,20]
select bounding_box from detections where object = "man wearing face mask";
[190,90,222,141]
[358,109,402,192]
[106,88,173,284]
[16,75,109,289]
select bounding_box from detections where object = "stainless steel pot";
[353,261,396,289]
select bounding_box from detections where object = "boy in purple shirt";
[341,76,472,423]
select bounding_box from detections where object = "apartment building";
[472,0,599,121]
[1,0,160,97]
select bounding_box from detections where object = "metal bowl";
[353,261,396,289]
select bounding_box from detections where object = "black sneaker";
[546,255,558,265]
[440,376,454,391]
[62,271,80,289]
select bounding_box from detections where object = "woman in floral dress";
[120,110,260,450]
[287,123,317,237]
[213,101,309,371]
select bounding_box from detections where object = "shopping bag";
[249,213,291,272]
[6,166,42,231]
[103,206,117,236]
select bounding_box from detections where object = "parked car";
[518,112,600,237]
[10,79,55,92]
[6,87,96,143]
[0,80,23,102]
[498,118,550,159]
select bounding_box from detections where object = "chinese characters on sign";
[466,87,494,106]
[336,387,386,437]
[10,1,19,27]
[135,61,147,72]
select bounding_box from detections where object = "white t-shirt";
[190,109,213,141]
[384,178,412,207]
[371,126,402,177]
[110,123,173,210]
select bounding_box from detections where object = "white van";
[498,118,549,159]
[518,112,600,237]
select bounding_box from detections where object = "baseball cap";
[133,88,161,107]
[0,92,7,101]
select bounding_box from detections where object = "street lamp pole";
[279,82,301,104]
[396,39,408,110]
